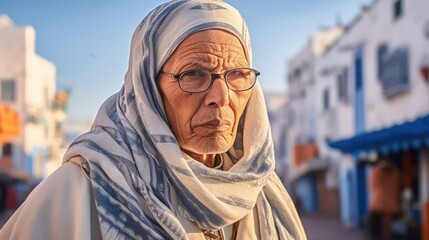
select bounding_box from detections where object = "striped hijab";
[64,0,306,239]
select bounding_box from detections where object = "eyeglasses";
[160,68,260,93]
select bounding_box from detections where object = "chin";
[183,136,234,155]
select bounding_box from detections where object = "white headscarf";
[64,0,306,239]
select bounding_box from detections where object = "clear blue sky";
[1,0,370,124]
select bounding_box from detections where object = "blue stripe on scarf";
[71,139,138,174]
[217,197,253,210]
[185,164,262,184]
[134,116,175,209]
[147,154,174,210]
[248,131,274,173]
[260,192,274,237]
[91,163,146,217]
[139,138,227,229]
[91,163,169,239]
[72,138,171,211]
[140,1,187,119]
[152,134,178,144]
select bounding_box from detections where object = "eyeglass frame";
[159,67,260,93]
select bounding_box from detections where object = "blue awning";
[328,114,429,155]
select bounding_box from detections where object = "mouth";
[195,119,232,132]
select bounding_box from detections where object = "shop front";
[329,114,429,239]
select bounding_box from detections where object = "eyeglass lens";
[179,69,257,93]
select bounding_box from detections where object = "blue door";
[354,47,365,133]
[353,47,368,229]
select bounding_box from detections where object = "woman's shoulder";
[0,159,99,239]
[45,159,89,186]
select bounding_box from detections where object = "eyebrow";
[188,63,209,69]
[182,61,248,72]
[181,62,214,71]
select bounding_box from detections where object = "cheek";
[163,93,202,136]
[231,92,252,121]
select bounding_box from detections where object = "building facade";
[316,0,429,238]
[285,25,343,216]
[0,15,67,178]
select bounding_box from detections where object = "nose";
[204,77,229,107]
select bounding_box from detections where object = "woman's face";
[158,29,252,163]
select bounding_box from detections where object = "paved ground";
[300,213,367,240]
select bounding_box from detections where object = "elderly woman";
[0,1,306,239]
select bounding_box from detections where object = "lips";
[195,119,232,131]
[192,108,234,133]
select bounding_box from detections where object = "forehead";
[166,29,249,67]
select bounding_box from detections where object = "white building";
[288,26,343,147]
[287,25,343,158]
[0,15,66,178]
[316,0,429,235]
[285,25,343,216]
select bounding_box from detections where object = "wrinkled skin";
[158,29,252,167]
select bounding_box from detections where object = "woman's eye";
[185,70,205,78]
[228,69,246,80]
[229,70,242,76]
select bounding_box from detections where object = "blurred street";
[0,0,428,238]
[301,213,366,240]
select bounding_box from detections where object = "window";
[323,88,330,111]
[1,80,16,102]
[320,67,335,77]
[425,20,429,39]
[377,45,410,98]
[377,43,388,79]
[337,67,349,103]
[393,0,403,20]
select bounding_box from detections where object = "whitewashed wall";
[0,16,57,177]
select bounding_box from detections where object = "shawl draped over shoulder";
[63,0,306,239]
